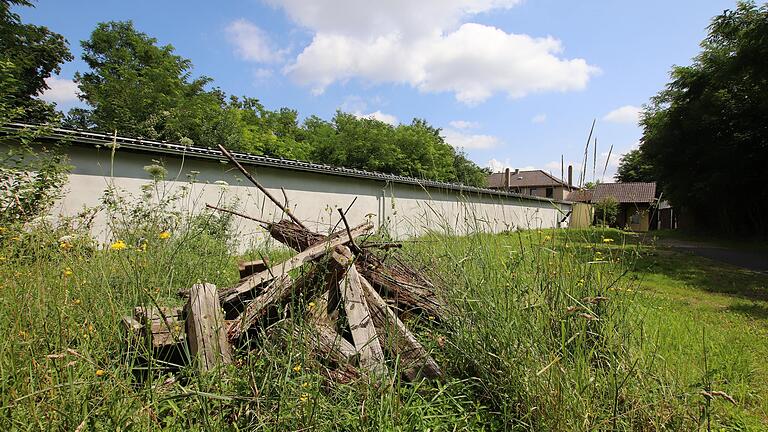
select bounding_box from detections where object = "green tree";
[640,1,768,236]
[0,0,73,121]
[615,149,655,182]
[594,197,618,227]
[70,21,227,143]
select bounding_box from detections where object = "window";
[529,188,537,196]
[630,211,641,224]
[546,187,554,198]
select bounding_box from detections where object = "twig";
[216,144,308,230]
[337,208,362,254]
[205,203,270,226]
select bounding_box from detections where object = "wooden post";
[360,274,443,380]
[336,247,387,375]
[186,283,232,371]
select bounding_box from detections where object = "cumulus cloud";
[37,76,79,104]
[603,105,641,124]
[443,129,500,150]
[353,110,398,125]
[531,114,546,123]
[226,19,284,63]
[449,120,480,129]
[267,0,599,103]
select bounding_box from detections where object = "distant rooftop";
[487,169,573,189]
[568,182,657,204]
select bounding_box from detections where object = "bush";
[594,197,619,227]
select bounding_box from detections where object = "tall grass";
[0,178,748,430]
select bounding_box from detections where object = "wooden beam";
[226,274,293,342]
[220,222,373,303]
[336,247,387,375]
[186,283,232,371]
[238,258,270,279]
[360,274,443,381]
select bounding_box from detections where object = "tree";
[71,21,224,143]
[0,0,73,121]
[594,197,618,227]
[639,1,768,236]
[615,149,655,182]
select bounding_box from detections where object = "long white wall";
[49,145,571,249]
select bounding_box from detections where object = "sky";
[21,0,737,182]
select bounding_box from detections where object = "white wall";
[49,145,570,249]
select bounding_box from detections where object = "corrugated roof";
[2,123,573,204]
[488,170,571,189]
[591,182,657,203]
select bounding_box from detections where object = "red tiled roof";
[591,182,656,203]
[487,170,571,189]
[566,189,593,202]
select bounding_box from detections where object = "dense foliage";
[633,1,768,236]
[63,21,488,186]
[0,0,72,122]
[614,149,654,183]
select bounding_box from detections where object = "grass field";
[0,208,766,430]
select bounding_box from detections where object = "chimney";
[567,165,573,187]
[514,168,520,175]
[504,168,511,189]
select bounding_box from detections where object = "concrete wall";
[43,145,571,248]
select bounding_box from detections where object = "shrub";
[594,196,619,227]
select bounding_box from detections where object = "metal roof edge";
[2,123,572,205]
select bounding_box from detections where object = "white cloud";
[603,105,641,124]
[38,76,79,104]
[353,110,398,125]
[443,129,500,150]
[226,19,284,63]
[531,114,546,123]
[449,120,480,129]
[269,0,599,103]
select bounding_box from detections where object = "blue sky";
[23,0,736,181]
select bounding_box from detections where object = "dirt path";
[656,238,768,274]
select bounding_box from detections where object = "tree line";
[616,1,767,237]
[2,4,488,187]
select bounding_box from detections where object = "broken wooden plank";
[185,283,232,371]
[238,258,270,279]
[220,222,373,303]
[360,274,443,381]
[133,306,186,348]
[226,274,294,341]
[336,246,387,375]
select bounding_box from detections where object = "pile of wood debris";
[122,145,444,382]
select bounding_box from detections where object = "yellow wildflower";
[73,299,81,305]
[602,238,614,243]
[299,393,309,403]
[302,382,309,388]
[109,240,127,251]
[95,369,105,377]
[60,242,73,251]
[63,267,73,277]
[0,227,6,233]
[544,235,551,241]
[308,302,316,308]
[158,231,171,240]
[293,364,302,373]
[88,324,94,333]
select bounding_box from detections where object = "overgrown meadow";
[0,178,760,430]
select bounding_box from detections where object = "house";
[568,182,657,231]
[487,166,579,200]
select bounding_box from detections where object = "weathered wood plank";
[360,274,443,381]
[226,274,294,341]
[238,258,270,279]
[220,222,373,303]
[133,306,185,348]
[185,283,232,371]
[336,247,387,375]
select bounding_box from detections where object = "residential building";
[487,166,579,200]
[568,182,657,231]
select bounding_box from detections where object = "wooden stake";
[335,247,387,375]
[185,283,232,371]
[360,274,443,381]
